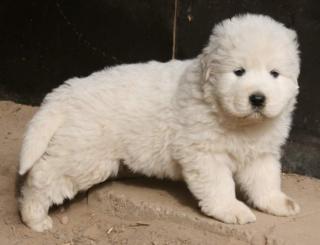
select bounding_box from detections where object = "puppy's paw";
[27,216,53,232]
[202,200,256,225]
[254,192,300,216]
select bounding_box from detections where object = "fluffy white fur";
[19,14,301,232]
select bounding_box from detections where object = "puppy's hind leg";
[19,183,54,232]
[19,158,77,232]
[19,156,120,232]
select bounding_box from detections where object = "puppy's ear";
[293,79,300,89]
[288,29,301,82]
[200,54,212,82]
[287,29,298,42]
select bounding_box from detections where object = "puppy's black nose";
[249,93,266,107]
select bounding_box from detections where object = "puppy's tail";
[19,100,64,175]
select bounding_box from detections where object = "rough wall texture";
[1,0,319,177]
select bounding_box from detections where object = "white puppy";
[19,14,300,232]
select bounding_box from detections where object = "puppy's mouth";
[242,110,267,121]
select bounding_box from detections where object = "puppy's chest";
[218,132,276,164]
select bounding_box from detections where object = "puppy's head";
[201,14,300,123]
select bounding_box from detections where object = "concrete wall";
[1,0,319,177]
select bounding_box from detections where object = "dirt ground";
[0,100,319,245]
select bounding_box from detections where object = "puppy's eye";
[270,70,279,78]
[234,68,245,77]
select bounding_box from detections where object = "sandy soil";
[0,100,319,245]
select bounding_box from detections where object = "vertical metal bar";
[172,0,178,59]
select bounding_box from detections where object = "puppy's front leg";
[235,155,300,216]
[181,153,256,224]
